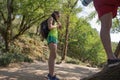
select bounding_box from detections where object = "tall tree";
[0,0,61,51]
[0,0,13,51]
[59,0,82,62]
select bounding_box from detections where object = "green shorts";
[47,36,58,44]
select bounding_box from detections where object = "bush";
[0,53,33,67]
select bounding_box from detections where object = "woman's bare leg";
[100,12,116,60]
[48,43,57,76]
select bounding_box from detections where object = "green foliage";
[112,42,118,52]
[0,53,33,67]
[1,0,118,67]
[0,0,63,51]
[111,8,120,33]
[62,18,107,66]
[0,40,33,67]
[112,17,120,33]
[65,57,80,64]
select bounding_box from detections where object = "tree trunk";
[60,0,79,62]
[114,41,120,58]
[4,0,13,51]
[61,15,70,62]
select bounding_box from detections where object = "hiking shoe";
[47,74,59,80]
[107,59,120,67]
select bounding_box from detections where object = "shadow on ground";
[0,61,99,80]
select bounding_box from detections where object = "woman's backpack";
[40,19,49,41]
[40,14,57,41]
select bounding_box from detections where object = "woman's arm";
[48,17,62,30]
[57,21,62,29]
[48,17,56,30]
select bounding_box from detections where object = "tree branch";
[0,10,6,23]
[12,15,46,40]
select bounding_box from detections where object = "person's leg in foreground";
[93,0,120,67]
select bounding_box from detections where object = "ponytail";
[51,11,60,22]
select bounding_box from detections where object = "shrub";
[0,53,33,67]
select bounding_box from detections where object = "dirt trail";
[0,61,100,80]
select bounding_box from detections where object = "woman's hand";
[57,22,62,29]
